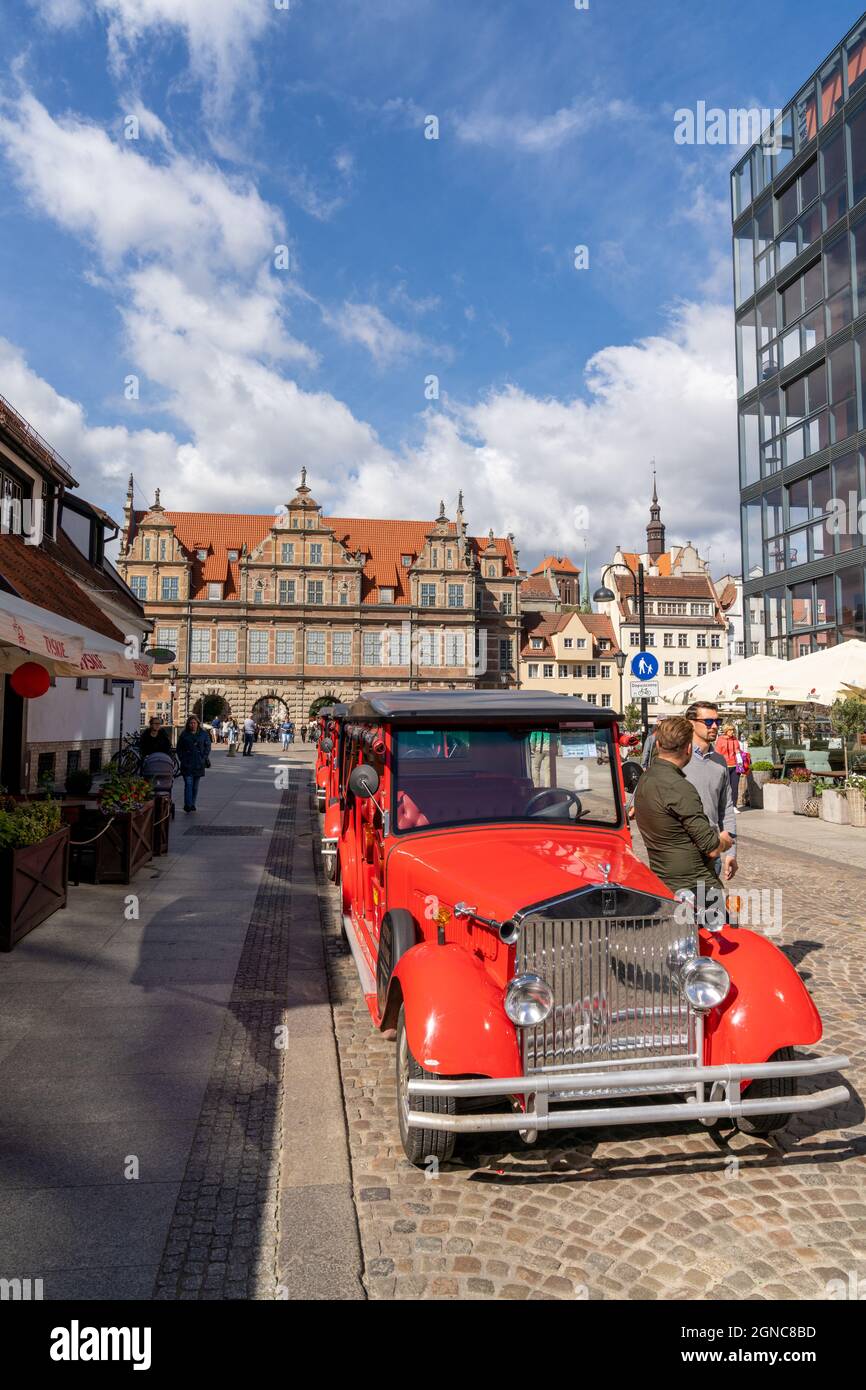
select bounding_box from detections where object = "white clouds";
[0,94,280,273]
[324,302,429,367]
[455,97,635,153]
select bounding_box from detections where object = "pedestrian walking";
[139,716,174,761]
[300,722,307,743]
[227,720,239,756]
[715,723,741,807]
[242,716,256,756]
[640,717,659,769]
[529,729,552,787]
[280,718,292,750]
[735,735,751,809]
[176,715,211,813]
[683,702,737,882]
[633,715,723,907]
[287,719,294,744]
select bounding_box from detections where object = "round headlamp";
[680,956,731,1012]
[504,973,554,1027]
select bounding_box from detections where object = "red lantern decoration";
[10,662,51,699]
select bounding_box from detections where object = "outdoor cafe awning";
[0,590,151,681]
[658,654,790,707]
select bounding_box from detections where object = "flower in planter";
[97,773,155,817]
[788,768,813,782]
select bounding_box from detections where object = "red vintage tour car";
[319,690,849,1166]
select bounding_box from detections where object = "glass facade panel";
[795,83,818,149]
[811,465,832,516]
[839,564,865,635]
[800,159,819,206]
[734,156,752,217]
[833,452,862,553]
[740,398,760,485]
[754,198,773,253]
[816,574,836,625]
[736,307,757,395]
[787,476,810,526]
[820,52,844,126]
[756,291,777,344]
[847,20,866,98]
[742,498,763,578]
[791,580,813,627]
[776,178,798,230]
[829,338,857,440]
[850,104,866,205]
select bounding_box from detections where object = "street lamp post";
[594,561,649,741]
[613,649,627,718]
[168,665,178,740]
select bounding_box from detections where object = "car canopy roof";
[347,690,620,726]
[317,702,350,719]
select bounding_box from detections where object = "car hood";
[386,824,669,924]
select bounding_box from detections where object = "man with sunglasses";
[683,702,737,882]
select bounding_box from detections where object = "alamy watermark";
[674,102,783,151]
[0,496,42,545]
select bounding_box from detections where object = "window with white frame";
[657,601,687,615]
[447,584,464,608]
[500,592,512,615]
[690,602,712,616]
[162,577,179,600]
[664,660,674,675]
[645,633,656,646]
[445,630,466,666]
[663,632,673,647]
[418,631,440,666]
[499,638,513,670]
[575,638,586,648]
[601,664,611,679]
[197,548,207,561]
[216,629,237,663]
[420,583,436,607]
[143,540,151,559]
[248,631,269,664]
[159,539,167,560]
[528,662,539,677]
[711,662,721,671]
[332,632,352,665]
[629,631,639,646]
[710,633,721,648]
[697,661,707,676]
[678,633,688,647]
[130,575,147,600]
[697,632,707,647]
[207,582,222,601]
[401,554,412,567]
[601,694,612,708]
[253,585,264,604]
[190,628,210,663]
[388,630,410,666]
[558,663,568,678]
[227,549,239,562]
[279,578,295,603]
[678,661,689,676]
[306,630,325,664]
[275,630,295,664]
[543,663,554,678]
[563,637,573,649]
[309,542,323,564]
[531,637,544,649]
[307,580,324,604]
[362,632,382,665]
[586,664,597,678]
[379,587,395,604]
[281,542,294,563]
[156,627,178,653]
[574,665,582,677]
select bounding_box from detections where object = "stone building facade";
[118,473,522,726]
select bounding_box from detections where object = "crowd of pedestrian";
[134,709,322,813]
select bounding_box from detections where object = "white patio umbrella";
[658,654,790,707]
[769,639,866,705]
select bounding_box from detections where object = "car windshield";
[394,722,620,831]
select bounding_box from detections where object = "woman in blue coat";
[176,715,211,812]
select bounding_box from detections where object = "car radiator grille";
[517,912,696,1094]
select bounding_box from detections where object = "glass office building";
[733,14,866,656]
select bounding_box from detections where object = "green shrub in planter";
[751,760,774,772]
[0,798,61,849]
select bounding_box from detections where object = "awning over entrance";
[0,590,151,680]
[0,592,84,664]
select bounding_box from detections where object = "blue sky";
[0,0,863,575]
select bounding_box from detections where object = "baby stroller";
[141,751,179,822]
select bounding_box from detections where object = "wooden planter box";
[72,801,154,885]
[153,793,172,856]
[0,826,70,952]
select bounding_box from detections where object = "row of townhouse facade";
[118,474,524,726]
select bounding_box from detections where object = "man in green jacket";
[633,715,725,899]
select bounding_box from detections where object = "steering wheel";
[524,787,583,819]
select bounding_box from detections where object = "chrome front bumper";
[406,1053,851,1133]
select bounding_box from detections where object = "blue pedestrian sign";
[631,651,658,681]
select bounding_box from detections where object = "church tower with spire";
[646,469,666,562]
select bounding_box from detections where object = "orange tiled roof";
[0,534,126,642]
[621,550,673,577]
[134,511,517,604]
[519,574,557,602]
[531,554,581,576]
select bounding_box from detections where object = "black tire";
[737,1046,796,1135]
[396,1005,456,1167]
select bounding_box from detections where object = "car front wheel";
[396,1005,456,1168]
[736,1046,796,1136]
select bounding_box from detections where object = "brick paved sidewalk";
[0,746,362,1300]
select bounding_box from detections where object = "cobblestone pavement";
[323,823,866,1301]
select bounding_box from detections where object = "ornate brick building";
[118,472,521,726]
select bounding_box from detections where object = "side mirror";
[622,760,643,793]
[348,764,380,799]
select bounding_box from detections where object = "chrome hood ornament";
[598,862,612,884]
